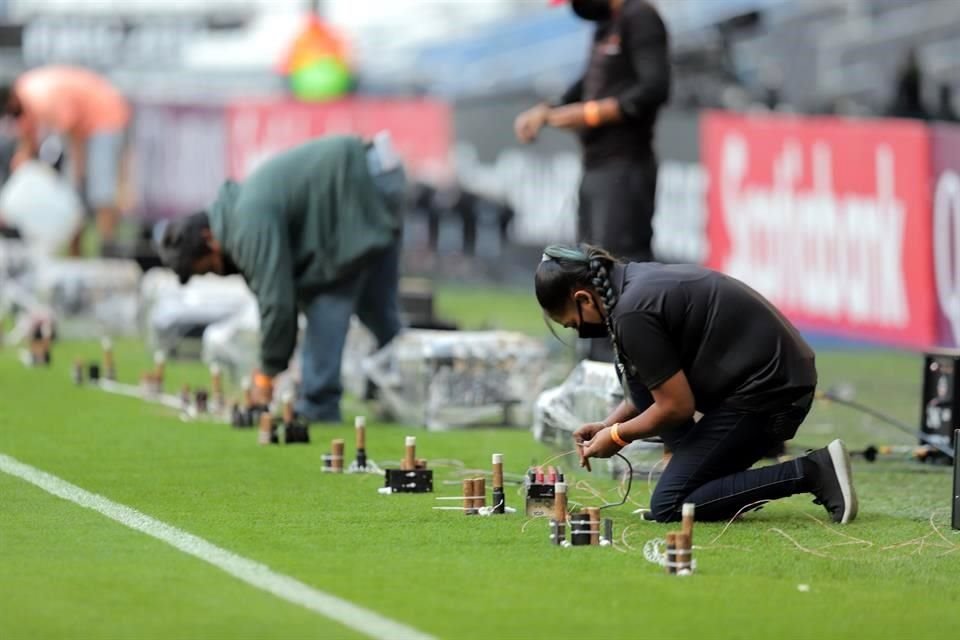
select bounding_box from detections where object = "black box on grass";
[525,483,555,517]
[953,430,959,531]
[920,351,960,461]
[383,469,433,493]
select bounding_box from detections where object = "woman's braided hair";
[587,250,618,337]
[536,244,631,371]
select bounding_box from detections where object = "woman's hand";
[573,421,607,444]
[573,421,608,470]
[582,427,624,460]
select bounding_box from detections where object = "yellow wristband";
[253,372,273,390]
[583,100,602,127]
[610,423,629,447]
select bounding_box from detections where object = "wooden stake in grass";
[552,482,568,546]
[463,478,477,515]
[355,416,367,469]
[101,337,115,381]
[331,439,345,473]
[492,453,504,490]
[403,436,416,471]
[554,481,568,523]
[492,453,505,514]
[210,364,224,410]
[681,503,696,545]
[676,532,692,575]
[665,532,678,575]
[586,507,601,546]
[474,477,486,511]
[153,351,166,394]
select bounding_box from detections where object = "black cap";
[153,212,210,285]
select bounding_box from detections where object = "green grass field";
[2,286,959,639]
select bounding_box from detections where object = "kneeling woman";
[535,245,857,524]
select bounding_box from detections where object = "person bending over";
[156,134,406,423]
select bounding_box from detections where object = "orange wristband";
[253,372,273,390]
[583,100,602,127]
[610,423,629,448]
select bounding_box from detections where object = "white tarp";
[362,329,548,430]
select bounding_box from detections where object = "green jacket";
[206,135,400,376]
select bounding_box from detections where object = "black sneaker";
[804,439,858,524]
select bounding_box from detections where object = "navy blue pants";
[646,392,814,522]
[296,241,402,422]
[296,163,406,422]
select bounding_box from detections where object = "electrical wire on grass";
[802,512,874,550]
[429,459,466,469]
[536,449,579,469]
[627,496,958,564]
[767,528,831,558]
[598,452,635,510]
[520,458,960,563]
[568,453,635,511]
[620,524,638,551]
[520,517,545,534]
[700,500,771,547]
[638,500,771,566]
[818,389,955,459]
[928,508,957,547]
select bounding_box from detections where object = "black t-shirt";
[558,0,670,168]
[608,262,817,413]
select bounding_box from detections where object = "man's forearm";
[258,307,298,378]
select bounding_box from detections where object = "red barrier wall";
[932,123,960,348]
[225,98,452,181]
[703,112,936,348]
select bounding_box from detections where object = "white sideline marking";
[0,453,436,640]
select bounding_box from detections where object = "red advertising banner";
[931,123,960,348]
[225,98,452,181]
[703,111,936,347]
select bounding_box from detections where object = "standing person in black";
[535,244,859,524]
[514,0,669,264]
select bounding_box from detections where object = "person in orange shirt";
[1,66,130,256]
